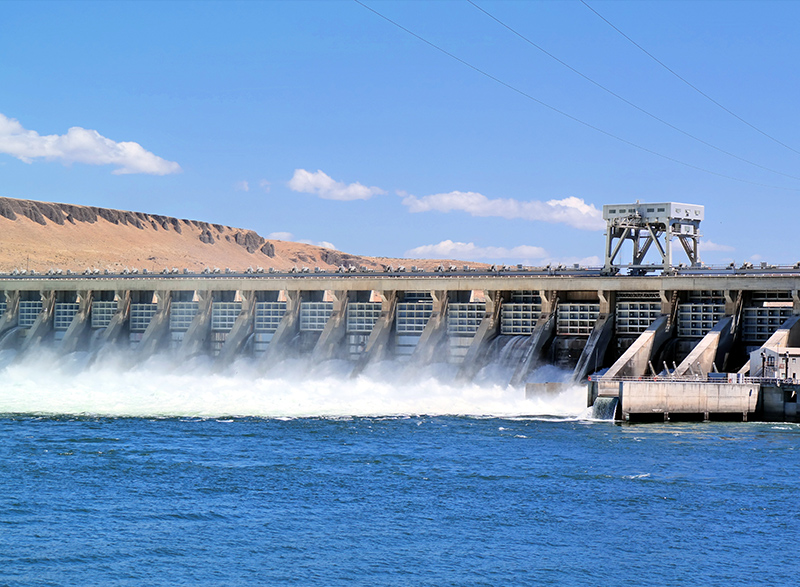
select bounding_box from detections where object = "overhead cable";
[353,0,799,191]
[580,0,800,157]
[468,0,800,181]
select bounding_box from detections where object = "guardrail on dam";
[3,267,800,421]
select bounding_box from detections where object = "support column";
[598,290,615,314]
[60,290,93,354]
[139,290,172,356]
[215,291,257,366]
[261,290,301,368]
[509,292,558,387]
[602,315,671,379]
[456,291,503,381]
[312,290,349,361]
[351,291,397,377]
[178,290,213,359]
[724,290,739,316]
[673,316,734,378]
[410,290,448,365]
[572,312,615,383]
[98,291,130,347]
[21,291,56,353]
[0,291,20,340]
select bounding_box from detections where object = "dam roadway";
[3,267,800,422]
[3,266,800,293]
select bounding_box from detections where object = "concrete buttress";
[674,316,735,378]
[410,291,448,365]
[21,291,56,353]
[98,291,130,347]
[178,291,212,359]
[351,291,396,377]
[456,291,503,381]
[739,315,800,376]
[260,291,301,368]
[572,313,615,383]
[509,308,557,388]
[312,291,349,362]
[60,290,93,354]
[139,291,172,356]
[215,291,257,367]
[602,315,671,379]
[0,291,20,344]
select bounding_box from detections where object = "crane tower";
[603,202,703,275]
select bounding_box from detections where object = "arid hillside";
[0,196,480,273]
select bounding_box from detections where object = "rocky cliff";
[0,196,387,272]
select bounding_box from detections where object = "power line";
[353,0,799,191]
[468,0,800,182]
[580,0,800,157]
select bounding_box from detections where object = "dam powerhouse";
[1,201,798,422]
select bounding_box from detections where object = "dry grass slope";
[0,197,485,273]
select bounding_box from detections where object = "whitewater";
[0,348,588,418]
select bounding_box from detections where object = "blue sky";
[1,0,799,267]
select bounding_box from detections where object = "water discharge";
[0,348,590,419]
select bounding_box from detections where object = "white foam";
[0,349,589,419]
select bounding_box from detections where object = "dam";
[2,201,800,422]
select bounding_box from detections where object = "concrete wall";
[620,381,759,419]
[8,273,800,295]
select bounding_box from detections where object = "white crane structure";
[603,202,704,275]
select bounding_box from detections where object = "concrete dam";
[1,267,800,421]
[2,201,799,422]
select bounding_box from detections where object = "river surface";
[1,351,799,586]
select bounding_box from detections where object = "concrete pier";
[60,290,92,354]
[410,291,448,365]
[260,290,301,367]
[178,291,213,359]
[572,313,615,382]
[673,316,734,378]
[351,291,396,376]
[602,315,670,379]
[138,290,171,356]
[312,290,349,362]
[456,291,503,381]
[216,291,257,366]
[510,311,556,387]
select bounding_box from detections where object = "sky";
[1,0,799,268]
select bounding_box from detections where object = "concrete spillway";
[2,269,800,421]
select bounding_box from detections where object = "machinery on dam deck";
[2,202,799,421]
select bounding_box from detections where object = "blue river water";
[1,351,799,585]
[2,416,799,586]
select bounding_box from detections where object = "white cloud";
[699,239,734,252]
[0,113,181,175]
[405,240,548,261]
[400,191,604,231]
[288,169,386,201]
[267,231,294,241]
[259,179,271,193]
[235,180,250,192]
[404,241,603,266]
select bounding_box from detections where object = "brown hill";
[0,196,483,273]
